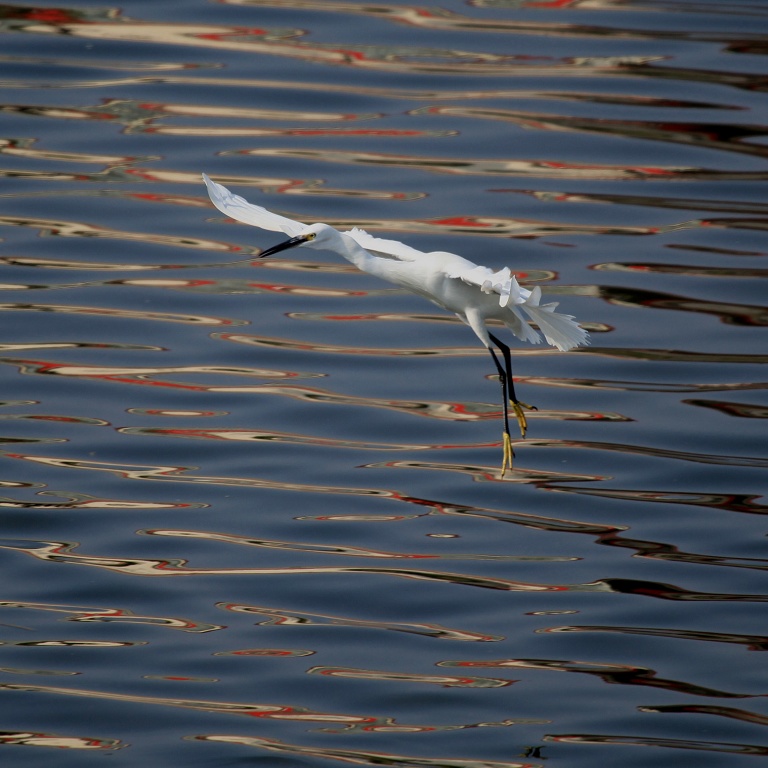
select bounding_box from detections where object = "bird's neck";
[337,233,373,270]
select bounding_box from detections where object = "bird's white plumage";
[204,173,305,237]
[202,173,588,352]
[203,173,589,474]
[344,227,424,262]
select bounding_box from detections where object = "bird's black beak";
[259,234,310,258]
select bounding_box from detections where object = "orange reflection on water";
[599,284,768,327]
[439,657,764,698]
[363,458,602,485]
[517,373,767,395]
[197,733,543,764]
[0,212,234,254]
[0,731,124,751]
[547,486,767,517]
[0,449,623,537]
[239,146,746,183]
[640,704,768,727]
[3,641,140,648]
[0,681,522,734]
[0,5,574,77]
[418,106,768,160]
[206,205,688,238]
[219,602,502,642]
[218,331,550,357]
[307,665,515,688]
[540,625,768,652]
[596,262,768,279]
[684,399,768,420]
[0,358,313,393]
[0,490,202,511]
[546,732,768,757]
[576,346,768,365]
[0,537,581,591]
[0,255,206,271]
[595,531,768,572]
[0,600,221,633]
[120,426,496,451]
[525,437,768,468]
[141,528,572,562]
[0,136,144,165]
[214,648,315,657]
[129,277,375,298]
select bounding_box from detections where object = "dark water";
[0,0,767,765]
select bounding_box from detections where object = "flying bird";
[203,173,588,475]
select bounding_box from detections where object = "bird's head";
[259,223,337,258]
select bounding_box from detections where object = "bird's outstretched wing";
[451,264,589,351]
[345,228,424,262]
[202,173,305,237]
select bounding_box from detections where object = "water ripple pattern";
[0,1,766,766]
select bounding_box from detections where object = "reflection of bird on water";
[203,173,589,476]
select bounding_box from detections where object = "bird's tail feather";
[493,277,588,351]
[518,296,589,352]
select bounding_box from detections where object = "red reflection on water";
[541,624,768,652]
[197,733,542,763]
[0,537,582,591]
[595,531,768,572]
[0,448,623,537]
[215,648,314,657]
[307,665,514,688]
[546,732,768,757]
[0,491,202,511]
[364,458,603,484]
[418,106,768,160]
[142,528,562,562]
[599,285,768,327]
[203,128,445,137]
[0,357,308,394]
[0,444,627,535]
[217,331,555,357]
[508,189,768,220]
[526,437,768,468]
[6,640,140,647]
[218,602,502,642]
[439,657,761,698]
[0,136,144,166]
[684,399,768,419]
[597,262,768,278]
[2,98,388,135]
[0,682,522,734]
[121,426,494,452]
[597,578,768,602]
[0,211,238,254]
[576,346,768,364]
[641,704,768,726]
[0,730,124,750]
[0,600,221,633]
[239,146,743,182]
[0,6,574,78]
[548,486,767,517]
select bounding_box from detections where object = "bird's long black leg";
[488,345,514,477]
[489,332,537,439]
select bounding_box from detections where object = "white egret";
[203,173,588,475]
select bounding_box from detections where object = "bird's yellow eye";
[306,232,316,241]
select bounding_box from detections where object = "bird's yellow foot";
[511,400,536,438]
[501,431,514,478]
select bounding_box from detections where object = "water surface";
[0,1,767,766]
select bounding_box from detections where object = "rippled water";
[1,1,767,765]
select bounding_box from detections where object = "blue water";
[0,1,767,766]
